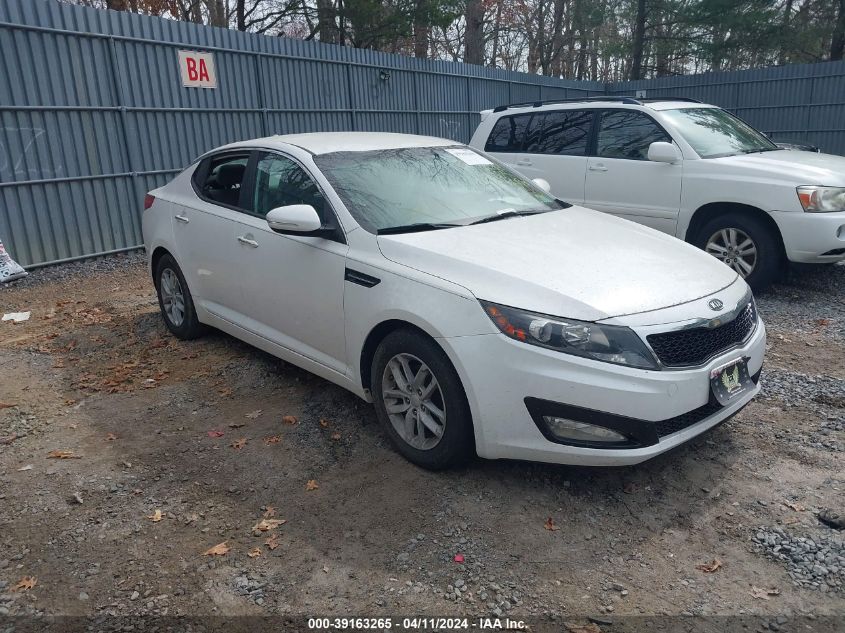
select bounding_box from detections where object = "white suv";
[469,98,845,290]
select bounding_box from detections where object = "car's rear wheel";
[371,329,474,470]
[694,214,783,292]
[154,253,204,340]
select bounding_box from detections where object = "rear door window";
[596,110,670,160]
[195,153,250,209]
[537,110,593,155]
[485,114,532,152]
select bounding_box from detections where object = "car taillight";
[144,194,155,210]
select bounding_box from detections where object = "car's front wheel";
[694,214,783,292]
[154,253,204,340]
[371,329,474,470]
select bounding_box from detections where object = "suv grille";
[647,301,757,368]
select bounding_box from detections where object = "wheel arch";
[685,202,785,253]
[359,319,441,393]
[150,246,171,283]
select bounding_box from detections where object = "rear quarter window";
[485,115,531,152]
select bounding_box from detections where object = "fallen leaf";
[13,576,37,592]
[0,402,17,409]
[322,565,329,573]
[623,482,638,494]
[1,435,17,445]
[784,501,805,512]
[544,517,560,531]
[815,318,831,327]
[248,547,261,558]
[231,438,247,450]
[750,586,780,600]
[105,433,118,441]
[319,418,329,428]
[203,542,230,556]
[565,623,602,633]
[305,479,319,491]
[147,509,163,522]
[228,422,245,429]
[245,410,263,419]
[17,464,33,471]
[252,518,286,532]
[453,553,464,563]
[64,399,77,406]
[207,430,224,438]
[696,559,723,573]
[218,387,233,397]
[331,432,341,441]
[264,435,281,445]
[264,506,276,518]
[47,449,80,459]
[265,533,280,550]
[282,415,298,425]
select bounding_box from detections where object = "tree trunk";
[489,0,502,68]
[631,0,647,80]
[236,0,246,31]
[464,0,485,66]
[832,0,845,61]
[412,0,429,58]
[316,0,341,45]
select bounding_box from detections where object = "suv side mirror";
[532,178,552,193]
[648,142,681,164]
[266,204,322,234]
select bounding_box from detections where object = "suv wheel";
[154,254,204,339]
[371,329,474,470]
[694,214,783,292]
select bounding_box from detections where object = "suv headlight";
[796,186,845,212]
[480,301,659,370]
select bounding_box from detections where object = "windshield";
[661,107,779,158]
[314,146,563,233]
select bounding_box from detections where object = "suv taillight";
[144,194,155,210]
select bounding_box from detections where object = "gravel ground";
[0,256,843,630]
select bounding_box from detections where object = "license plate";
[710,358,752,406]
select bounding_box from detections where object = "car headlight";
[480,301,659,370]
[796,186,845,212]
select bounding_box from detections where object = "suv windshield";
[661,107,779,158]
[314,146,563,233]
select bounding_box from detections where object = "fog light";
[543,416,627,443]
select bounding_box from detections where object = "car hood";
[712,150,845,186]
[377,206,738,322]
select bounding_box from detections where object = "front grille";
[647,301,757,367]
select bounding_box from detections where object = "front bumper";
[772,210,845,263]
[442,317,765,467]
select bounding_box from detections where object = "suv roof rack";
[490,95,702,113]
[492,96,641,113]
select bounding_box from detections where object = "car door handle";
[589,164,608,172]
[174,214,190,224]
[516,158,533,166]
[237,235,259,248]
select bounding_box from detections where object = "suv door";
[584,109,682,234]
[232,151,349,374]
[176,151,252,319]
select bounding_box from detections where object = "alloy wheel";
[705,228,758,277]
[160,268,186,327]
[381,353,446,450]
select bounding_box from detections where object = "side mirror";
[648,141,681,164]
[266,204,322,234]
[532,178,552,193]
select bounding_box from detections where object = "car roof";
[215,132,458,156]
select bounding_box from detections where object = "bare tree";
[833,0,845,61]
[464,0,484,64]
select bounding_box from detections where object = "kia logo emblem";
[708,298,724,311]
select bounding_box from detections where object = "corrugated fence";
[1,0,844,268]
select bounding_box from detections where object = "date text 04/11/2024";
[306,617,528,630]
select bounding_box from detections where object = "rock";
[130,591,139,601]
[78,592,89,601]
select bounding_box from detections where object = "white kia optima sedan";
[142,132,766,470]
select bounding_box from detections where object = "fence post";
[254,53,269,136]
[413,69,421,134]
[345,63,357,131]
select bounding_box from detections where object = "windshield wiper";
[468,210,547,225]
[377,222,462,235]
[742,147,778,154]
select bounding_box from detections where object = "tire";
[371,329,474,470]
[693,213,783,292]
[154,253,204,340]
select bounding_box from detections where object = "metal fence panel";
[1,0,844,268]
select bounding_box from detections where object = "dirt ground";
[0,253,843,631]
